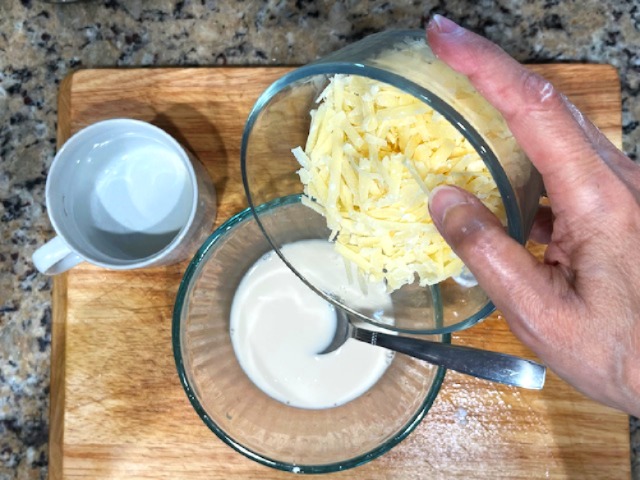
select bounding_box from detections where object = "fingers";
[426,15,619,208]
[566,97,640,196]
[428,185,558,319]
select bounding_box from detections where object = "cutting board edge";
[47,69,76,480]
[48,276,67,480]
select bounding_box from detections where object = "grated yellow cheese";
[293,74,506,291]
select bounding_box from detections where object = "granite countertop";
[1,1,639,478]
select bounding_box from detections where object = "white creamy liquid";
[230,239,394,409]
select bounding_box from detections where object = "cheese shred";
[294,74,506,291]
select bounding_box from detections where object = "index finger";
[426,15,618,208]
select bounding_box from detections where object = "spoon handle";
[354,328,546,390]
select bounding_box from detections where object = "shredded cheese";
[293,73,507,291]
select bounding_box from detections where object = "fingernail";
[428,185,469,227]
[429,14,462,35]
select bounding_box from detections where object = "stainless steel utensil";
[320,309,546,390]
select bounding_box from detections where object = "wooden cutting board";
[50,65,629,479]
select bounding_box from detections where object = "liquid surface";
[230,239,394,409]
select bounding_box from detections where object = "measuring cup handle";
[32,236,83,275]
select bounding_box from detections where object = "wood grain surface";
[50,65,629,479]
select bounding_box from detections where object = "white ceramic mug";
[33,118,217,275]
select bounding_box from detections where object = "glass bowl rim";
[240,34,522,333]
[172,199,450,474]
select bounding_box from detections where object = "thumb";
[428,185,551,321]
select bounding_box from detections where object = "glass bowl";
[173,198,447,473]
[241,30,543,334]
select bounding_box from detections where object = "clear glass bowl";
[241,30,543,334]
[173,198,447,473]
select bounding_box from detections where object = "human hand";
[426,15,640,416]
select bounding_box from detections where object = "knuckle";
[455,216,504,260]
[519,70,563,112]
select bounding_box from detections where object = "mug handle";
[32,236,83,275]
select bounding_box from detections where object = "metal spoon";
[320,309,546,390]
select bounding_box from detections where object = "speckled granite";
[0,1,638,479]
